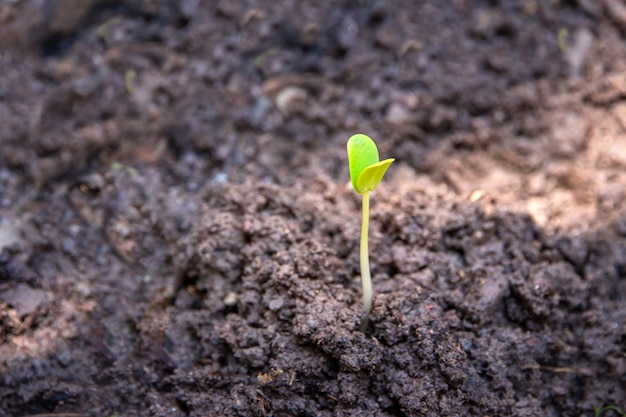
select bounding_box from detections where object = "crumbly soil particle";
[1,1,625,416]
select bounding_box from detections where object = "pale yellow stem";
[360,192,372,330]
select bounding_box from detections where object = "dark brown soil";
[1,1,625,416]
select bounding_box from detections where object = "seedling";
[595,405,626,417]
[347,133,394,330]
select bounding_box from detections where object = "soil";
[1,0,625,416]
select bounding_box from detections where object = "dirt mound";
[0,1,624,416]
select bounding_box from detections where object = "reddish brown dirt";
[1,1,625,416]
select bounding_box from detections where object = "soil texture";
[0,1,625,416]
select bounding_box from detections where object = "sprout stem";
[360,191,372,331]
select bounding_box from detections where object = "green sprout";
[347,133,395,330]
[595,405,626,417]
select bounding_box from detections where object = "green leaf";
[347,133,394,194]
[356,158,395,193]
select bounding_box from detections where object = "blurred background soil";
[0,0,625,416]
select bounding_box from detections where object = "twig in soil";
[538,365,585,374]
[523,363,591,375]
[255,389,272,416]
[346,134,394,331]
[289,370,296,386]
